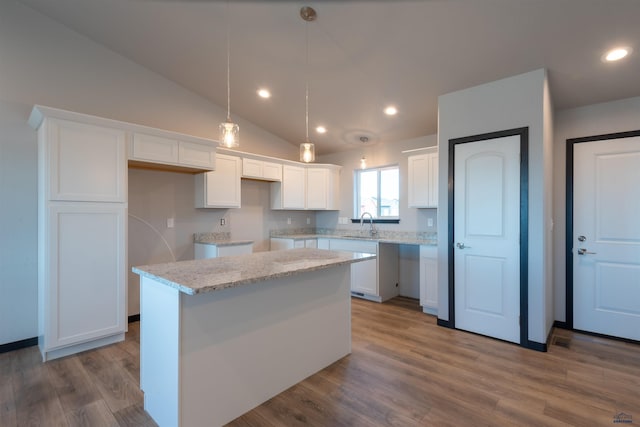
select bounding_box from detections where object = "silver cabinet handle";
[577,248,596,255]
[456,242,471,249]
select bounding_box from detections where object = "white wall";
[0,1,299,344]
[437,69,553,345]
[552,96,640,322]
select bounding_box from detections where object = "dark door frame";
[443,127,538,350]
[564,129,640,330]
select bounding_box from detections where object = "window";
[354,165,399,220]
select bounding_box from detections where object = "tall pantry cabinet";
[29,106,127,361]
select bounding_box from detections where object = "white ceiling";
[18,0,640,155]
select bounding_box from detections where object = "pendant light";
[299,6,316,163]
[219,2,239,148]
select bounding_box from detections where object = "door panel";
[573,137,640,340]
[454,135,520,343]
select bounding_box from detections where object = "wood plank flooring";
[2,296,639,426]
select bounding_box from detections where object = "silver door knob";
[456,242,470,249]
[577,248,596,255]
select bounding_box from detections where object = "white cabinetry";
[325,239,399,302]
[194,242,253,259]
[29,106,127,361]
[271,165,306,209]
[242,158,282,181]
[271,164,340,210]
[408,149,438,208]
[195,153,242,208]
[420,245,438,314]
[270,237,317,251]
[130,132,216,171]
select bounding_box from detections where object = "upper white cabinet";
[195,153,242,208]
[306,166,340,210]
[46,119,127,202]
[271,164,340,210]
[408,148,438,208]
[242,158,282,181]
[130,132,216,171]
[271,164,306,210]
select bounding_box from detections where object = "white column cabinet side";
[194,243,253,259]
[29,106,128,362]
[408,149,438,208]
[327,239,380,300]
[195,154,242,208]
[420,245,438,314]
[271,165,306,209]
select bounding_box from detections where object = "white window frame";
[353,164,400,220]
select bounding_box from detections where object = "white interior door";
[573,136,640,341]
[454,136,521,343]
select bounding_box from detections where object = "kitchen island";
[132,248,375,427]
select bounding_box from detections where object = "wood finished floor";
[1,297,639,426]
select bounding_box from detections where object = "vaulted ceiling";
[18,0,640,154]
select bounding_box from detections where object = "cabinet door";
[242,158,263,178]
[351,258,378,295]
[48,119,127,202]
[196,154,241,208]
[131,132,179,164]
[304,239,317,248]
[282,165,306,209]
[420,245,438,311]
[306,168,328,210]
[262,161,282,181]
[293,240,306,248]
[46,203,126,349]
[408,151,438,208]
[178,141,215,169]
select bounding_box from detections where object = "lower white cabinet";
[419,245,438,314]
[40,203,127,361]
[326,239,398,302]
[194,242,253,259]
[195,153,242,208]
[270,237,316,251]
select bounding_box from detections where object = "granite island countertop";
[133,248,375,295]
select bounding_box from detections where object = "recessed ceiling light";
[257,89,271,98]
[603,47,631,62]
[384,105,398,116]
[315,126,327,134]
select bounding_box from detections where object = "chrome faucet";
[360,212,378,236]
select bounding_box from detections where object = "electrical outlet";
[287,217,292,225]
[427,218,433,227]
[306,217,311,225]
[167,218,174,228]
[220,218,226,226]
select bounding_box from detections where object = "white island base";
[140,264,351,427]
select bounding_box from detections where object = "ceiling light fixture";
[360,157,367,169]
[257,88,271,99]
[219,1,239,148]
[299,6,316,163]
[384,105,398,116]
[604,47,631,62]
[316,126,326,134]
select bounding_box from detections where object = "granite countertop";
[193,232,253,247]
[133,248,376,296]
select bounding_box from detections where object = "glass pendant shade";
[300,142,315,163]
[219,121,239,148]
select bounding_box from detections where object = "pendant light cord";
[305,19,310,143]
[226,1,231,122]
